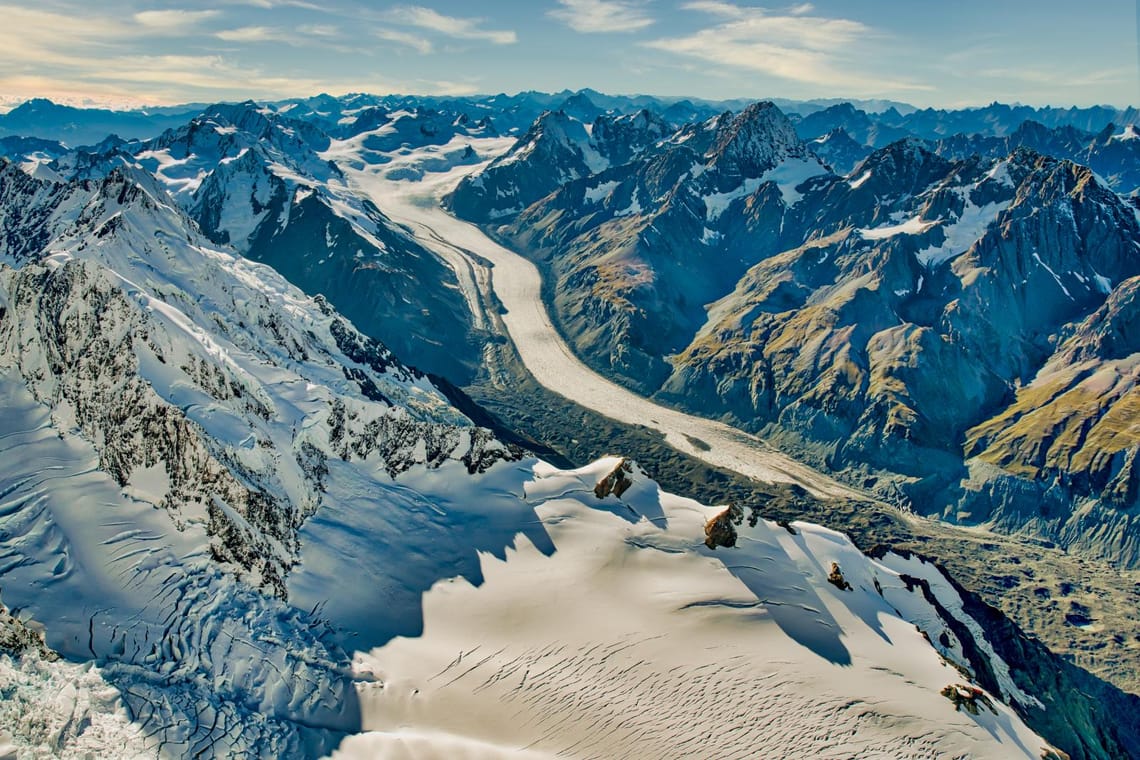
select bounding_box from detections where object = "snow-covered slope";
[0,159,518,755]
[323,457,1057,760]
[29,102,488,382]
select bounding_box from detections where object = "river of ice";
[325,136,856,500]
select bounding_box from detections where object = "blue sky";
[2,0,1137,109]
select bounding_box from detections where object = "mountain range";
[445,96,1140,577]
[1,91,1140,758]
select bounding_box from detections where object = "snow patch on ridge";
[702,177,764,219]
[916,199,1008,266]
[878,552,1045,711]
[860,215,936,240]
[703,158,827,218]
[583,179,620,204]
[849,169,872,189]
[765,156,829,205]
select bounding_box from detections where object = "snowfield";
[315,458,1054,760]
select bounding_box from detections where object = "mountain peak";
[524,109,592,152]
[708,101,803,178]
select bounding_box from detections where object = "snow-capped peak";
[706,101,805,179]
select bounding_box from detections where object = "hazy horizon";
[1,89,1136,115]
[2,1,1136,111]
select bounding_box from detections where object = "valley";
[331,135,856,500]
[332,134,1140,700]
[2,89,1140,759]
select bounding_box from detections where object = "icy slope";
[0,160,518,755]
[0,649,155,759]
[322,458,1057,760]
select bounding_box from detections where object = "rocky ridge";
[0,158,521,755]
[448,102,1140,573]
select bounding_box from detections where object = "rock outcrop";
[704,505,742,549]
[594,457,634,499]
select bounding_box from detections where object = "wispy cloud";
[133,9,221,32]
[680,0,744,17]
[216,26,282,42]
[386,6,516,45]
[0,3,401,105]
[977,66,1129,88]
[0,6,131,68]
[415,79,482,96]
[298,24,340,37]
[646,2,929,93]
[375,27,435,54]
[549,0,654,33]
[219,0,329,9]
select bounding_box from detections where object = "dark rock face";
[0,599,57,661]
[808,128,873,175]
[591,109,669,166]
[237,189,480,383]
[447,109,607,223]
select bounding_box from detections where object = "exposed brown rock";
[0,600,58,661]
[827,561,853,591]
[940,683,996,716]
[594,457,634,499]
[704,505,743,549]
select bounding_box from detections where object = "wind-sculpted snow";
[0,378,360,756]
[332,458,1057,760]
